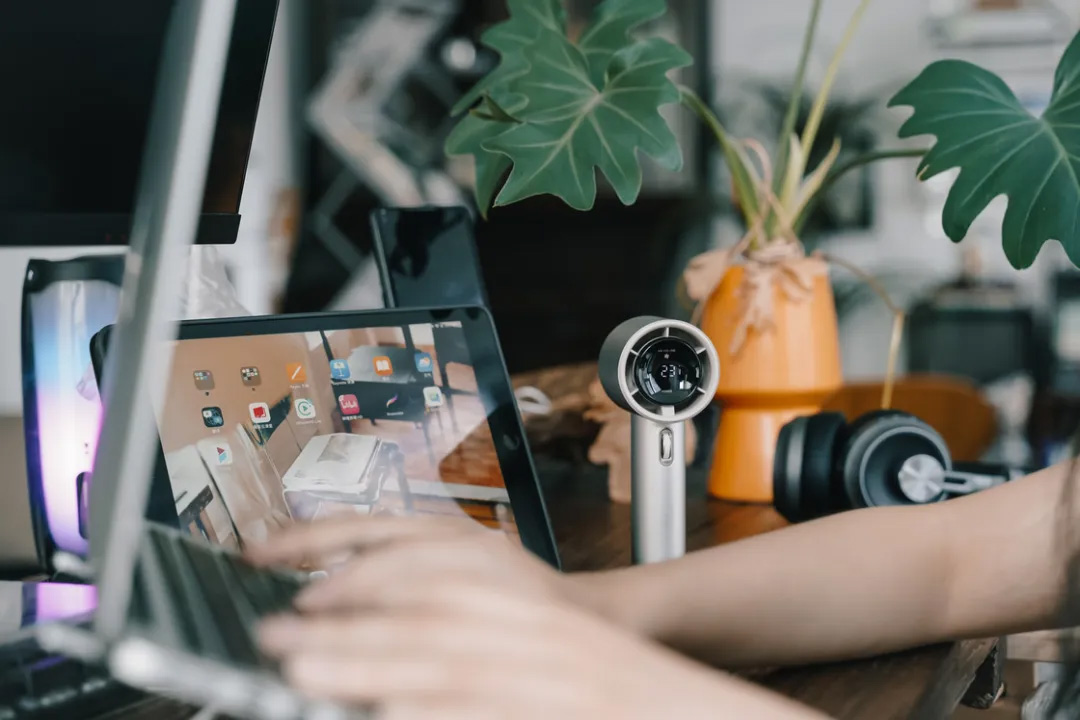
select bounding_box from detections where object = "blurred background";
[4,0,1080,465]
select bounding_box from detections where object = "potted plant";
[446,0,1080,502]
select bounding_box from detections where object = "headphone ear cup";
[800,412,847,519]
[773,413,846,523]
[773,416,809,523]
[841,411,951,509]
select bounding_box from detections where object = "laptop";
[39,3,557,719]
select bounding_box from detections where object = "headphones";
[773,410,1024,524]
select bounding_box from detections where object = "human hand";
[245,515,578,615]
[251,520,821,719]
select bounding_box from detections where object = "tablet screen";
[154,320,517,550]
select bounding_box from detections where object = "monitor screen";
[0,0,278,246]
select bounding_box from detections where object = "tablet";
[91,307,559,568]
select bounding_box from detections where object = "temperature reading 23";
[635,338,703,406]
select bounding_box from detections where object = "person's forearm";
[568,461,1074,669]
[571,504,961,668]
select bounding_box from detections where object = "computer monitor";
[0,0,278,247]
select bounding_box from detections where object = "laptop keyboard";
[0,634,145,720]
[144,526,306,668]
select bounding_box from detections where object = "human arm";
[248,458,1078,680]
[571,459,1078,669]
[250,519,826,719]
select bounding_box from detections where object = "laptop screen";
[153,320,517,550]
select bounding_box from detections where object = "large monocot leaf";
[889,33,1080,269]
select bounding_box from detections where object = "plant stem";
[679,85,761,231]
[772,0,823,196]
[821,252,906,410]
[799,0,873,176]
[679,85,731,154]
[820,147,925,196]
[794,147,925,234]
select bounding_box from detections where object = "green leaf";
[678,86,761,226]
[451,0,565,116]
[889,32,1080,269]
[445,93,527,216]
[577,0,668,84]
[483,31,691,210]
[471,94,523,124]
[791,137,841,222]
[773,0,822,198]
[780,134,805,211]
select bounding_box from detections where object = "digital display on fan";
[634,337,703,405]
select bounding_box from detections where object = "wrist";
[563,570,656,638]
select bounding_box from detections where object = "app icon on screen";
[241,366,261,387]
[414,352,433,373]
[201,407,224,428]
[249,402,271,424]
[193,370,215,391]
[373,356,393,377]
[215,443,233,466]
[423,386,444,409]
[286,363,307,384]
[294,398,317,420]
[329,359,351,381]
[338,394,360,417]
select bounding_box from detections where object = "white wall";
[710,0,1079,379]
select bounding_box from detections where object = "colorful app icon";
[241,366,261,386]
[329,359,351,381]
[338,394,360,416]
[423,386,444,408]
[285,362,307,384]
[414,352,433,373]
[215,442,233,466]
[373,356,393,377]
[193,370,215,391]
[249,402,271,424]
[201,407,224,428]
[294,398,317,420]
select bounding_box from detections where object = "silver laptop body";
[39,3,354,718]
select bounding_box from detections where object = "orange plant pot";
[700,259,843,503]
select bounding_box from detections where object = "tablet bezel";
[91,306,560,569]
